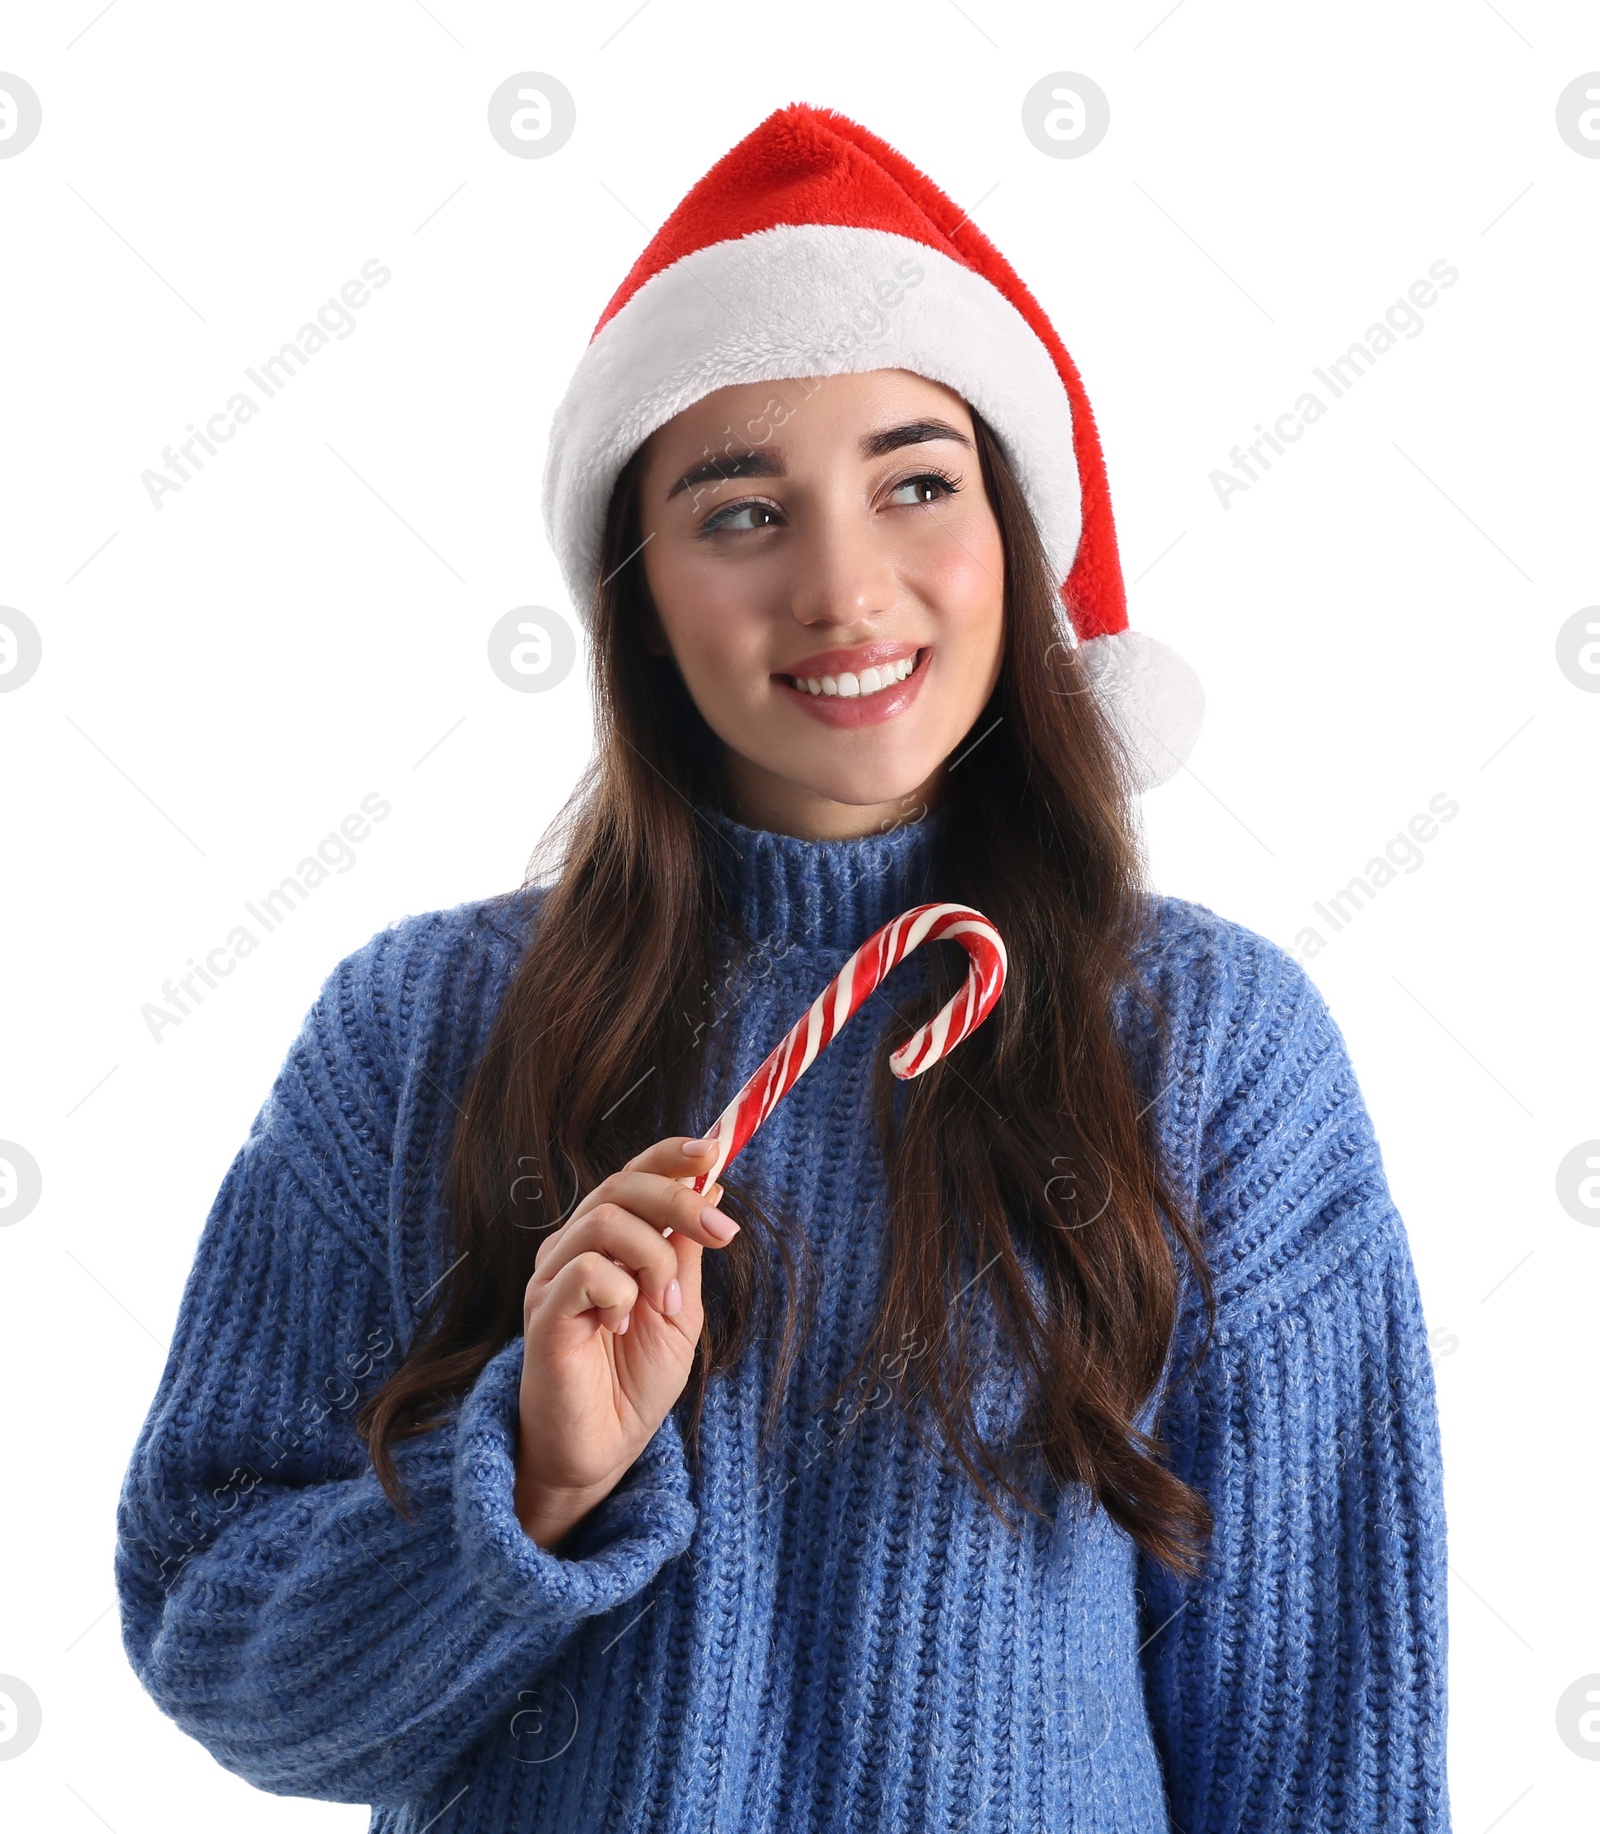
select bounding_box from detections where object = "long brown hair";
[357,406,1218,1578]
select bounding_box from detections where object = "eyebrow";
[663,417,973,502]
[665,448,782,502]
[862,417,973,459]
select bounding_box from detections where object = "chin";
[773,754,937,811]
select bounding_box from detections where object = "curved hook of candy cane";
[671,903,1007,1210]
[886,909,1007,1080]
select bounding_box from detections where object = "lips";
[772,643,932,729]
[775,639,922,680]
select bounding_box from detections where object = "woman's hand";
[512,1134,740,1549]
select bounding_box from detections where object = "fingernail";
[663,1278,683,1316]
[700,1205,740,1241]
[682,1137,715,1155]
[616,1309,631,1333]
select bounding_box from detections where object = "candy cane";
[669,903,1007,1216]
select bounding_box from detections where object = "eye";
[701,498,782,534]
[886,469,961,508]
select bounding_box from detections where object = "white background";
[1,1,1596,1827]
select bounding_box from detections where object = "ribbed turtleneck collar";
[698,802,949,951]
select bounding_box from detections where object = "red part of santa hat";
[542,102,1203,790]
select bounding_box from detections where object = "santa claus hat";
[541,102,1203,791]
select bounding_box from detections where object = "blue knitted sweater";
[116,803,1450,1832]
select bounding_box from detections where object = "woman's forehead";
[641,370,974,473]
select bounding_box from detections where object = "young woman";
[116,106,1450,1832]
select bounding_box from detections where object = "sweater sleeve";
[114,920,698,1808]
[1135,935,1450,1833]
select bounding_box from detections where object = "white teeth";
[787,653,919,699]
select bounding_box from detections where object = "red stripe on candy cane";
[663,904,1007,1226]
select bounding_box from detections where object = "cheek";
[643,551,768,694]
[903,508,1004,631]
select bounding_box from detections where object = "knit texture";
[116,804,1450,1832]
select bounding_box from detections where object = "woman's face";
[635,368,1005,840]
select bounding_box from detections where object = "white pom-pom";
[1075,629,1205,792]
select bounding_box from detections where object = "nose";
[786,492,898,629]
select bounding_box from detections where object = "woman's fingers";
[528,1136,740,1332]
[542,1249,640,1336]
[534,1189,731,1319]
[620,1133,719,1177]
[566,1139,741,1250]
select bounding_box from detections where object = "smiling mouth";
[780,648,928,700]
